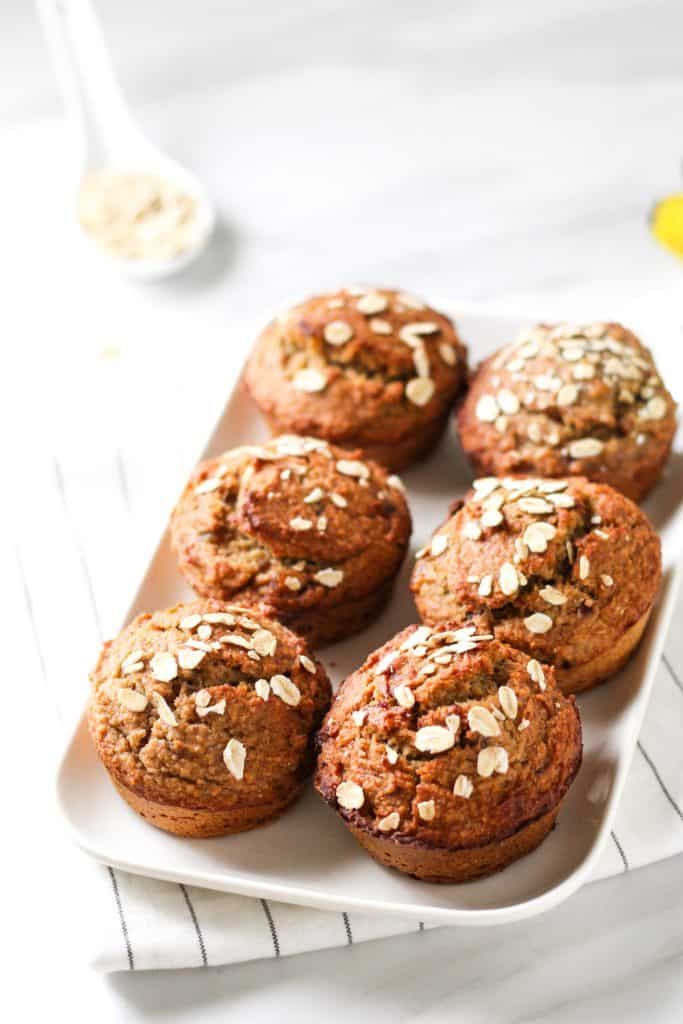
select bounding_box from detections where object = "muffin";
[457,321,676,502]
[89,599,331,837]
[245,287,467,471]
[315,625,581,883]
[170,435,412,647]
[411,476,661,694]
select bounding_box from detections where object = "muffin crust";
[315,626,581,882]
[411,476,661,693]
[457,322,676,501]
[89,599,331,837]
[245,287,467,470]
[170,435,412,646]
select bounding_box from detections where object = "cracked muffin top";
[89,599,331,810]
[245,287,467,448]
[315,625,581,849]
[457,322,676,502]
[411,476,661,675]
[170,434,411,617]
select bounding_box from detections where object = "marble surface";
[3,0,683,1020]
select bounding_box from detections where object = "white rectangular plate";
[58,308,683,927]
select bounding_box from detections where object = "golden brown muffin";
[457,322,676,502]
[170,435,412,647]
[411,476,661,694]
[89,599,331,838]
[315,625,581,883]
[245,287,467,471]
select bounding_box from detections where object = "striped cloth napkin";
[13,438,681,972]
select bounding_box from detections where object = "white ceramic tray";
[57,308,683,926]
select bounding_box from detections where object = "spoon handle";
[36,0,146,167]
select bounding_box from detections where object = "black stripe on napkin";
[260,899,280,957]
[663,654,683,695]
[107,867,134,970]
[180,884,208,966]
[610,830,629,871]
[638,741,682,820]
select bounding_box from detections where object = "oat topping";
[254,679,271,701]
[378,811,400,832]
[453,774,474,799]
[445,713,461,734]
[498,686,518,719]
[385,744,399,765]
[223,738,246,780]
[270,675,301,707]
[467,706,501,737]
[323,320,354,345]
[475,395,499,422]
[568,437,604,459]
[152,691,177,726]
[178,647,206,670]
[463,521,483,541]
[299,654,316,674]
[180,614,202,630]
[431,534,449,557]
[477,746,509,777]
[121,652,144,675]
[289,516,313,531]
[417,799,436,821]
[150,651,178,683]
[394,683,416,709]
[415,725,456,753]
[314,568,344,588]
[336,458,369,479]
[524,612,553,634]
[293,368,327,393]
[196,698,226,718]
[527,659,546,690]
[336,780,365,810]
[406,377,435,407]
[194,477,222,495]
[117,688,148,711]
[356,292,388,315]
[369,316,392,334]
[499,562,519,596]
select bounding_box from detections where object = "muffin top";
[89,599,331,810]
[315,626,581,850]
[457,322,676,497]
[246,287,467,445]
[170,434,411,614]
[411,476,661,672]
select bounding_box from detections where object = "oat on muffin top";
[315,626,581,848]
[246,287,467,445]
[89,599,331,810]
[458,322,676,499]
[411,476,661,672]
[170,434,411,613]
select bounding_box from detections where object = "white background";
[3,0,683,1020]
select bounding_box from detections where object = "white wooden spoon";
[37,0,215,279]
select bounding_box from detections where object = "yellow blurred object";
[651,193,683,258]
